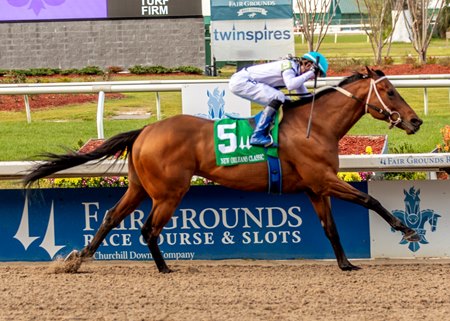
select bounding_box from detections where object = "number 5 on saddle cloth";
[214,110,283,194]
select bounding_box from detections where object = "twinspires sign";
[210,0,295,60]
[0,185,370,261]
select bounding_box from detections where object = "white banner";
[369,180,450,258]
[210,19,295,61]
[181,83,251,119]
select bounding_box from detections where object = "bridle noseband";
[334,76,402,129]
[365,76,402,128]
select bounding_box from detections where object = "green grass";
[1,87,448,161]
[295,35,450,63]
[348,88,450,153]
[1,36,449,161]
[0,91,183,161]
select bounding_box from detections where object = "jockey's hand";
[310,64,320,77]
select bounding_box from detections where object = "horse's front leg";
[307,192,361,271]
[327,179,419,242]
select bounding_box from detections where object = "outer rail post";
[97,91,105,139]
[423,88,428,116]
[156,92,161,120]
[24,95,31,124]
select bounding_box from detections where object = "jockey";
[229,51,328,147]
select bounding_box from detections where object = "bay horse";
[24,67,423,273]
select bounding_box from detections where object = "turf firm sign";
[108,0,202,18]
[210,0,294,60]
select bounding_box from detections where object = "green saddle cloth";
[214,113,279,166]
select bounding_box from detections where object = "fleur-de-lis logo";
[207,87,226,120]
[7,0,66,16]
[391,187,441,252]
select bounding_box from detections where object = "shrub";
[78,66,104,75]
[437,56,450,67]
[328,58,370,73]
[128,64,203,75]
[175,66,203,74]
[427,56,438,64]
[60,68,79,75]
[383,56,394,65]
[28,68,61,76]
[403,55,416,65]
[106,66,125,74]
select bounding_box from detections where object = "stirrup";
[250,133,274,147]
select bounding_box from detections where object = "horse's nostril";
[411,118,423,127]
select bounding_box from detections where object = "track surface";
[1,259,449,321]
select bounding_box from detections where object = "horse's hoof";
[403,230,420,242]
[159,267,174,274]
[339,263,361,271]
[64,249,80,262]
[62,250,83,273]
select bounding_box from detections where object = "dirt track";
[1,259,449,321]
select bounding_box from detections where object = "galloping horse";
[24,68,423,272]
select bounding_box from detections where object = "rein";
[332,76,402,129]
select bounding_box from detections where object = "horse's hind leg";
[307,192,360,271]
[67,181,147,264]
[141,195,186,273]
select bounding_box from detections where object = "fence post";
[156,92,161,120]
[97,91,105,139]
[23,95,31,124]
[423,88,428,116]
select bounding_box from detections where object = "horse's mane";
[286,69,385,109]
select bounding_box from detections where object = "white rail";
[1,76,449,137]
[1,153,449,181]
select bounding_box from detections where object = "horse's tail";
[23,127,145,187]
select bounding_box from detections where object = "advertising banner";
[210,0,295,61]
[0,0,202,22]
[108,0,202,19]
[369,180,450,258]
[0,184,370,262]
[0,0,107,21]
[210,0,292,21]
[211,19,295,60]
[181,83,251,119]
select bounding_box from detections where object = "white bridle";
[365,76,402,128]
[331,76,402,129]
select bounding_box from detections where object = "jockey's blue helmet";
[301,51,328,77]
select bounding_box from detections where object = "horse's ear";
[365,66,375,78]
[207,90,211,97]
[222,90,225,97]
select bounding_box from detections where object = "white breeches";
[229,69,286,106]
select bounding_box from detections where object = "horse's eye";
[387,90,395,97]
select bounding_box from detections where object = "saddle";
[214,110,283,194]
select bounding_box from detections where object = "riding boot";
[250,99,282,147]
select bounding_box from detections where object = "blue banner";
[210,0,292,21]
[0,185,370,261]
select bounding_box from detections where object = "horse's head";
[363,67,422,134]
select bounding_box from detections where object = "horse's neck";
[314,80,368,140]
